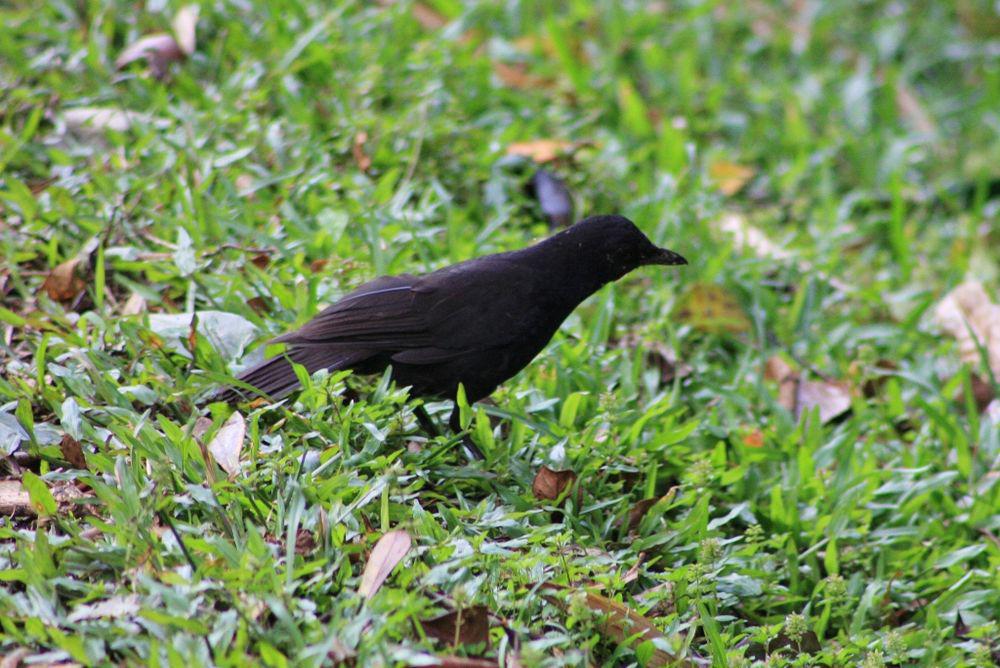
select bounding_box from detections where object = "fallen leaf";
[708,160,755,196]
[542,584,689,667]
[714,212,850,293]
[797,379,852,423]
[121,292,147,316]
[352,131,372,172]
[506,139,573,164]
[147,311,257,361]
[40,258,86,302]
[934,281,1000,377]
[420,605,491,647]
[493,62,554,91]
[765,356,852,423]
[0,479,32,517]
[61,107,162,137]
[894,78,936,136]
[358,529,411,600]
[171,4,200,55]
[115,33,184,78]
[622,552,645,584]
[424,657,497,668]
[529,168,573,228]
[207,412,245,477]
[412,2,448,29]
[675,283,751,335]
[532,466,576,501]
[59,434,87,470]
[625,488,677,531]
[246,296,270,315]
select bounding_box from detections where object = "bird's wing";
[270,259,552,364]
[271,274,434,349]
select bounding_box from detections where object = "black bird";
[218,215,686,445]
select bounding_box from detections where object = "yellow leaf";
[709,160,755,195]
[675,283,751,335]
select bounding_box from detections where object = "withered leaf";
[358,530,411,600]
[542,583,689,667]
[41,258,86,302]
[708,160,755,196]
[532,466,576,501]
[207,412,245,477]
[115,33,184,78]
[171,4,200,55]
[0,480,33,517]
[934,281,1000,377]
[493,62,554,91]
[507,139,573,164]
[59,434,88,470]
[675,283,751,335]
[352,131,372,172]
[420,605,491,647]
[121,292,147,316]
[796,379,852,423]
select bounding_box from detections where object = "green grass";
[1,1,999,666]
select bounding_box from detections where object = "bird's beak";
[645,247,688,266]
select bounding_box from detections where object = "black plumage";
[217,215,686,431]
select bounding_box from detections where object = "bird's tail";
[214,346,367,404]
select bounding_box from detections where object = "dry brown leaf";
[506,139,574,164]
[0,480,32,517]
[715,212,851,292]
[61,107,159,136]
[425,657,497,668]
[420,605,491,647]
[207,412,245,477]
[412,2,448,29]
[708,160,755,196]
[622,552,645,584]
[934,281,1000,377]
[41,258,86,302]
[59,435,87,470]
[797,379,852,423]
[543,583,689,667]
[352,131,372,172]
[532,466,576,501]
[675,283,751,335]
[765,355,852,423]
[358,530,411,600]
[121,292,147,316]
[171,4,200,55]
[894,79,936,136]
[115,33,184,78]
[625,488,677,531]
[493,62,554,91]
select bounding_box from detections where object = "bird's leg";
[413,404,440,438]
[449,403,486,461]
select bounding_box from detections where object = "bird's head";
[561,214,687,283]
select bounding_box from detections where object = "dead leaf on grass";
[506,139,574,164]
[116,33,183,78]
[59,434,88,470]
[358,529,411,600]
[207,412,245,477]
[121,292,147,316]
[171,5,200,55]
[765,355,852,423]
[532,466,576,501]
[41,258,86,303]
[934,281,1000,377]
[708,160,755,196]
[493,62,554,91]
[542,583,689,667]
[420,605,491,647]
[352,131,372,172]
[675,283,751,335]
[412,2,448,29]
[0,479,32,517]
